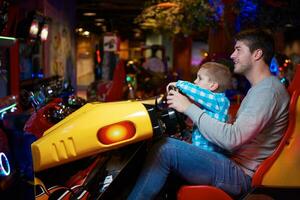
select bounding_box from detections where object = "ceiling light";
[40,24,49,41]
[95,23,102,26]
[285,23,293,28]
[82,31,90,36]
[29,19,39,38]
[95,18,105,22]
[83,12,96,16]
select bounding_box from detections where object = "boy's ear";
[210,82,219,92]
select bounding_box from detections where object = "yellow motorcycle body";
[31,100,155,172]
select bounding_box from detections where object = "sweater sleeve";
[184,88,278,151]
[176,80,222,113]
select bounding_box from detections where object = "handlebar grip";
[168,85,178,92]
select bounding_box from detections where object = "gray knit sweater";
[184,76,290,176]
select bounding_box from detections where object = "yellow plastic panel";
[31,101,153,172]
[262,98,300,187]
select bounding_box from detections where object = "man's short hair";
[235,28,275,66]
[201,62,232,92]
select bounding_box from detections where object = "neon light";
[0,152,10,176]
[0,36,16,41]
[0,103,17,114]
[96,50,101,63]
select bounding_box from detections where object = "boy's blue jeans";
[127,137,251,200]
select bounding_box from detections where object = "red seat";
[97,59,126,102]
[251,90,298,187]
[177,67,300,200]
[287,64,300,95]
[177,185,232,200]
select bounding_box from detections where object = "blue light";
[235,0,258,31]
[270,57,279,75]
[208,0,224,22]
[37,72,44,78]
[0,152,10,176]
[280,77,287,83]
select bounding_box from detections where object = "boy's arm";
[176,80,222,113]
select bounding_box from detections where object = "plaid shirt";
[176,80,230,152]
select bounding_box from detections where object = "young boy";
[167,62,232,152]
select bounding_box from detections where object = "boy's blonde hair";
[200,62,232,92]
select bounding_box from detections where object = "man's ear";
[253,49,263,61]
[210,82,219,92]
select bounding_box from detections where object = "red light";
[97,121,136,145]
[96,50,101,64]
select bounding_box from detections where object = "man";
[142,48,165,74]
[127,29,290,200]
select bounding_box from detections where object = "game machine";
[0,1,34,198]
[87,36,129,103]
[0,35,22,198]
[30,89,187,199]
[0,5,50,198]
[0,4,80,198]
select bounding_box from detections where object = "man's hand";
[167,90,192,113]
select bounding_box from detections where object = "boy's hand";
[167,90,191,113]
[166,82,177,93]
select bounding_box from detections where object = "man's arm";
[184,89,278,151]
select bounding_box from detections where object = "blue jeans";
[127,137,251,200]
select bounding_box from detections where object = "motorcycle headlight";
[97,121,136,145]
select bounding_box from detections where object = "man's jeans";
[127,137,251,200]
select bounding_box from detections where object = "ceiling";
[76,0,150,39]
[75,0,300,41]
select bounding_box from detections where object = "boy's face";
[194,68,214,91]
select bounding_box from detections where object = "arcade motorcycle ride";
[30,89,186,200]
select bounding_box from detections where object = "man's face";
[230,40,253,75]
